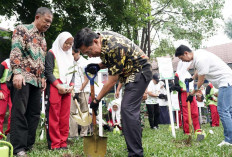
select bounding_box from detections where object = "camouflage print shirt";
[100,31,152,84]
[7,23,47,87]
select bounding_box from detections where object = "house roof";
[205,42,232,64]
[152,42,232,71]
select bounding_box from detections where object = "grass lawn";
[18,119,232,157]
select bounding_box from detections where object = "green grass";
[3,119,232,157]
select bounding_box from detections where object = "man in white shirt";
[69,47,90,138]
[175,45,232,147]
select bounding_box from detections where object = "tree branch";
[152,0,172,16]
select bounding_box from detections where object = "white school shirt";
[145,80,160,104]
[193,50,232,88]
[74,56,90,93]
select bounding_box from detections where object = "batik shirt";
[8,23,47,87]
[100,31,152,84]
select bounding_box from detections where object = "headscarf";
[108,99,121,125]
[5,59,10,69]
[176,60,193,90]
[176,60,192,82]
[159,81,165,88]
[51,32,74,84]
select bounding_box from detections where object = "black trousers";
[146,104,160,128]
[10,83,41,154]
[121,74,150,157]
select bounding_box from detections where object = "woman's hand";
[56,84,67,94]
[66,86,74,93]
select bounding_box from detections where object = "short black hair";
[74,27,99,50]
[35,7,53,16]
[175,45,192,57]
[72,45,79,53]
[152,73,159,83]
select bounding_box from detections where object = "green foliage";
[151,39,175,59]
[0,0,151,49]
[0,30,11,62]
[0,0,225,57]
[92,0,150,40]
[225,18,232,39]
[14,119,232,157]
[150,0,224,56]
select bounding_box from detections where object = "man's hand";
[0,91,4,100]
[142,93,147,100]
[41,78,46,91]
[73,93,79,100]
[115,91,120,99]
[185,78,193,83]
[13,74,25,90]
[86,63,100,74]
[90,98,99,115]
[186,95,194,103]
[170,85,181,92]
[158,94,165,99]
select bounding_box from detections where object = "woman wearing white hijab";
[45,32,74,150]
[158,81,170,124]
[107,99,121,128]
[171,60,200,134]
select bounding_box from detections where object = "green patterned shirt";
[100,31,152,84]
[8,23,47,87]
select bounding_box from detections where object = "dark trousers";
[159,106,170,124]
[146,104,160,128]
[121,74,150,157]
[10,83,41,154]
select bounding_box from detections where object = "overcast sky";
[174,0,232,48]
[202,0,232,47]
[1,0,232,48]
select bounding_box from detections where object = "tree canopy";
[225,18,232,39]
[0,0,225,59]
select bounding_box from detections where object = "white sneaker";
[217,140,232,147]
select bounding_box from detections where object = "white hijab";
[5,59,10,69]
[51,32,74,84]
[176,60,193,90]
[108,99,121,125]
[159,81,166,95]
[176,60,192,82]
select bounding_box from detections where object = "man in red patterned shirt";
[8,7,53,157]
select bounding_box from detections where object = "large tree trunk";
[140,27,146,49]
[147,18,151,58]
[143,30,148,54]
[133,28,138,45]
